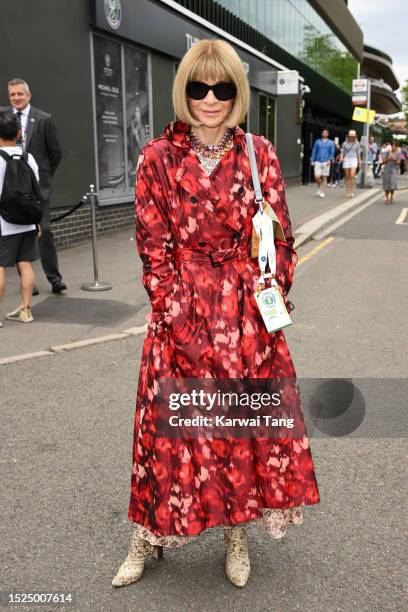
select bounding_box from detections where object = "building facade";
[360,45,401,116]
[0,0,364,246]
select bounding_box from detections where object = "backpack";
[0,150,44,224]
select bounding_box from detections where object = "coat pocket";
[168,279,196,341]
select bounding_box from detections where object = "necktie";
[16,111,23,146]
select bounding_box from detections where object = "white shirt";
[12,104,31,148]
[0,145,39,236]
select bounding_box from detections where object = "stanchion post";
[362,80,372,188]
[81,184,112,292]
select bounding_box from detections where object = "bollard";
[81,184,113,292]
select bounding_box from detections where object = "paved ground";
[1,339,406,612]
[0,179,407,611]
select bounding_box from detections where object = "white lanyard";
[245,133,277,286]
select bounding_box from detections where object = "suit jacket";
[0,105,62,202]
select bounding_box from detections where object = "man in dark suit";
[1,78,66,293]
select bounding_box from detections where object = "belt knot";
[174,244,249,267]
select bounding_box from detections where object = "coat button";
[238,186,245,195]
[190,196,197,203]
[198,241,206,247]
[233,231,241,239]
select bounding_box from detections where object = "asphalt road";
[0,191,407,612]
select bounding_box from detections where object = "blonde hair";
[172,39,250,128]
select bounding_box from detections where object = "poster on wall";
[125,47,150,188]
[93,36,126,199]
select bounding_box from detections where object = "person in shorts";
[310,129,335,198]
[340,130,361,197]
[0,111,40,326]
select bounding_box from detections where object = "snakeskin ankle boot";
[112,531,163,587]
[224,526,250,587]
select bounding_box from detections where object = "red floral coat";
[128,120,320,537]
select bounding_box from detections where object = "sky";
[348,0,408,95]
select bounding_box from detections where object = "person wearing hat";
[340,130,361,197]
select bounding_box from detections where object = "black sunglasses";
[186,80,237,101]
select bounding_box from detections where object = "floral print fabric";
[128,120,320,545]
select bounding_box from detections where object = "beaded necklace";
[188,127,234,175]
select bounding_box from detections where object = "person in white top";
[339,129,362,198]
[0,112,41,326]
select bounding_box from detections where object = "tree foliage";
[300,25,357,93]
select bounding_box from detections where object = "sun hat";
[348,129,357,137]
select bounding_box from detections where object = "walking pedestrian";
[367,136,378,185]
[382,141,401,203]
[368,136,378,164]
[112,38,320,589]
[328,138,341,187]
[372,139,381,178]
[340,130,361,197]
[375,141,391,178]
[0,79,66,294]
[0,112,40,326]
[310,128,335,198]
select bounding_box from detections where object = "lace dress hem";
[131,506,304,548]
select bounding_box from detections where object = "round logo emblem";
[104,0,122,30]
[261,292,276,307]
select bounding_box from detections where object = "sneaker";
[316,189,321,196]
[6,307,34,323]
[319,192,326,198]
[0,321,3,328]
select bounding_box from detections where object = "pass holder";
[245,132,292,333]
[254,283,293,334]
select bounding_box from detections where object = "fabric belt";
[174,243,250,268]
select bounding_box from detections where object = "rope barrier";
[50,195,88,224]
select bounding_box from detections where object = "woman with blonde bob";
[112,39,320,589]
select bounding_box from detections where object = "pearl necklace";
[188,128,234,174]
